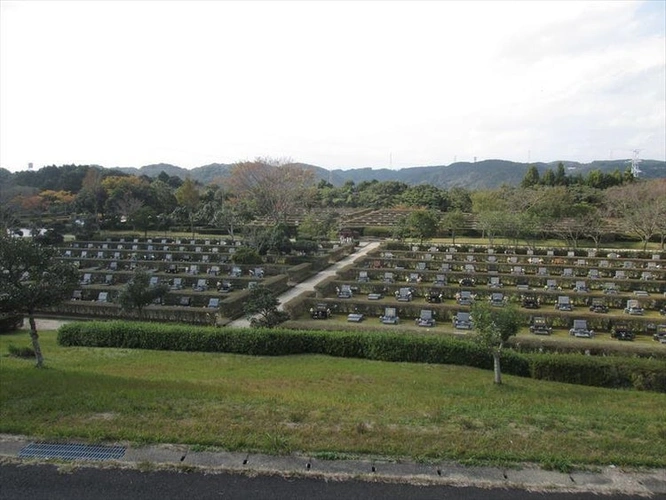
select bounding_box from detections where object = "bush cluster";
[529,354,666,392]
[58,322,666,392]
[7,344,36,359]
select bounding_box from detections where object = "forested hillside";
[112,158,664,189]
[2,159,664,252]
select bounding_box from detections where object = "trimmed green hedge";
[57,321,666,392]
[529,354,666,392]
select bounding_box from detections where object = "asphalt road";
[1,464,656,500]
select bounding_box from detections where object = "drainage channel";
[18,442,126,461]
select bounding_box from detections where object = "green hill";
[65,158,666,189]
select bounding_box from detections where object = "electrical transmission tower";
[628,149,642,178]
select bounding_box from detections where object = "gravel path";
[20,318,72,331]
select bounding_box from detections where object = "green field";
[1,330,665,469]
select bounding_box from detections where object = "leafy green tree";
[157,171,170,184]
[470,302,520,385]
[231,247,263,265]
[471,189,508,213]
[407,210,440,244]
[400,185,449,211]
[448,186,473,212]
[251,224,293,255]
[175,178,201,237]
[521,165,540,188]
[0,237,79,367]
[298,213,338,241]
[212,195,253,241]
[150,179,178,214]
[244,286,289,328]
[118,268,169,318]
[75,167,107,223]
[541,168,556,186]
[475,211,504,245]
[131,206,156,238]
[553,203,597,249]
[440,210,466,244]
[392,215,410,241]
[357,180,409,208]
[515,211,543,249]
[0,204,19,233]
[580,205,608,250]
[554,162,567,186]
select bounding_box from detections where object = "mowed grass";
[1,331,665,468]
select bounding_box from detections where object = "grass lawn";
[1,330,665,469]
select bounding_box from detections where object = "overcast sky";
[1,1,664,172]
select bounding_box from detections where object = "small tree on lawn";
[470,301,520,385]
[118,268,169,319]
[0,236,79,367]
[407,209,440,244]
[440,210,466,245]
[130,206,156,238]
[244,286,289,328]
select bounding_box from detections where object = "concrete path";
[0,435,663,497]
[20,318,72,331]
[227,241,382,327]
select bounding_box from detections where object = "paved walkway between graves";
[227,241,382,328]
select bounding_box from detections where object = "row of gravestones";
[383,242,663,258]
[309,245,665,334]
[303,296,657,334]
[59,240,276,315]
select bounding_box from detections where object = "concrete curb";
[1,435,664,496]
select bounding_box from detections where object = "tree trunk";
[28,312,44,368]
[492,351,502,385]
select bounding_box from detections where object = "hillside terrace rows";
[204,207,630,237]
[46,237,353,324]
[322,209,626,234]
[249,207,374,226]
[305,244,666,336]
[343,209,418,227]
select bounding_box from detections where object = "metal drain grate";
[19,442,126,461]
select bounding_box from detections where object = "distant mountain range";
[118,159,665,190]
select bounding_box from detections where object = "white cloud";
[1,0,664,172]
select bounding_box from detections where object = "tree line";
[1,159,665,249]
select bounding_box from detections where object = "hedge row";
[57,322,666,392]
[529,354,666,391]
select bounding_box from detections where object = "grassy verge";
[1,330,665,469]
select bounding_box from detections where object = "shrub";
[529,354,666,392]
[231,247,263,265]
[57,322,666,392]
[364,226,394,238]
[0,314,24,333]
[7,344,36,359]
[291,240,319,254]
